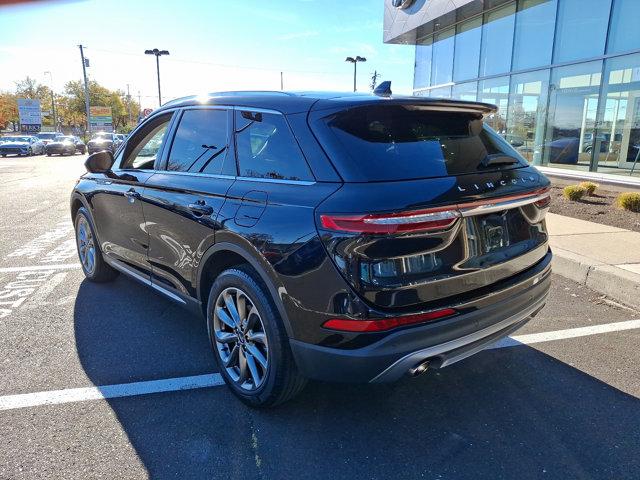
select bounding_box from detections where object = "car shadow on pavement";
[74,277,640,480]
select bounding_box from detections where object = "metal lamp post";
[44,71,57,131]
[345,56,366,92]
[144,48,170,106]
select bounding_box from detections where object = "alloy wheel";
[76,216,96,275]
[213,287,269,391]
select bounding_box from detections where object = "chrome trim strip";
[150,283,187,304]
[150,170,236,181]
[369,293,547,383]
[235,176,315,186]
[107,259,187,305]
[363,210,460,225]
[231,106,284,115]
[459,193,549,217]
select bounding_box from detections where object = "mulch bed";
[549,184,640,233]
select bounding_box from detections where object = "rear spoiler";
[310,95,498,116]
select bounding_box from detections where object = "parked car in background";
[71,91,552,406]
[535,137,580,164]
[70,136,86,154]
[45,136,81,156]
[36,132,63,145]
[583,132,623,154]
[0,135,45,156]
[86,132,120,154]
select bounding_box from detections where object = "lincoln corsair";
[71,91,552,406]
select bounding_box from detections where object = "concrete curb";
[552,247,640,310]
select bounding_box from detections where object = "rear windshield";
[313,104,527,181]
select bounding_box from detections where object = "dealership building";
[383,0,640,177]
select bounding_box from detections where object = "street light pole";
[345,56,366,92]
[78,44,91,135]
[44,71,57,131]
[126,84,132,126]
[144,48,170,107]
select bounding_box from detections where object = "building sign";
[17,98,42,133]
[89,106,113,132]
[391,0,416,9]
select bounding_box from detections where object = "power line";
[89,47,347,76]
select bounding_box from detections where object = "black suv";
[71,91,552,406]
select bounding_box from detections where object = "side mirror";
[85,150,114,173]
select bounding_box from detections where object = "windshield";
[313,105,527,182]
[2,136,29,142]
[92,133,113,140]
[37,133,58,139]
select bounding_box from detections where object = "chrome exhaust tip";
[408,360,430,377]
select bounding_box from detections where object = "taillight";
[533,193,551,209]
[320,188,551,234]
[320,208,461,234]
[322,308,457,332]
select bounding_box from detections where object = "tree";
[55,95,85,130]
[14,76,55,127]
[62,80,140,131]
[0,91,19,130]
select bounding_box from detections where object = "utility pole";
[370,70,381,91]
[44,71,57,131]
[280,72,284,91]
[126,84,132,126]
[78,45,91,135]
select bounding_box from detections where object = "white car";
[0,136,46,157]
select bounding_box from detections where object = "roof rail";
[161,91,296,108]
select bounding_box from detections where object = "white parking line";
[0,374,225,411]
[0,263,80,273]
[491,318,640,348]
[0,319,638,412]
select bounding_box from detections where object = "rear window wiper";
[481,154,520,167]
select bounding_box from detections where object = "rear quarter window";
[311,104,527,181]
[235,111,313,181]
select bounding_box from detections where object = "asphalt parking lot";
[0,154,639,479]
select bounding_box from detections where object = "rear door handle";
[124,188,141,202]
[188,202,214,216]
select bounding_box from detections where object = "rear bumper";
[290,251,551,383]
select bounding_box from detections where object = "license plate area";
[481,214,509,253]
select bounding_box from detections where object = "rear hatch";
[309,100,551,310]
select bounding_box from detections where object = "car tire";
[207,266,307,407]
[74,207,119,283]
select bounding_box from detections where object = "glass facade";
[432,27,455,86]
[411,0,640,177]
[479,3,516,77]
[454,18,481,82]
[512,0,556,71]
[553,0,611,63]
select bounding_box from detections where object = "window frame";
[159,105,234,175]
[231,106,316,185]
[114,109,178,172]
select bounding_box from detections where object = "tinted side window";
[235,111,313,181]
[121,113,172,170]
[167,109,229,173]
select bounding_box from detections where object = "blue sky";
[0,0,414,108]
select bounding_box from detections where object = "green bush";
[563,185,586,201]
[578,181,599,196]
[616,192,640,212]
